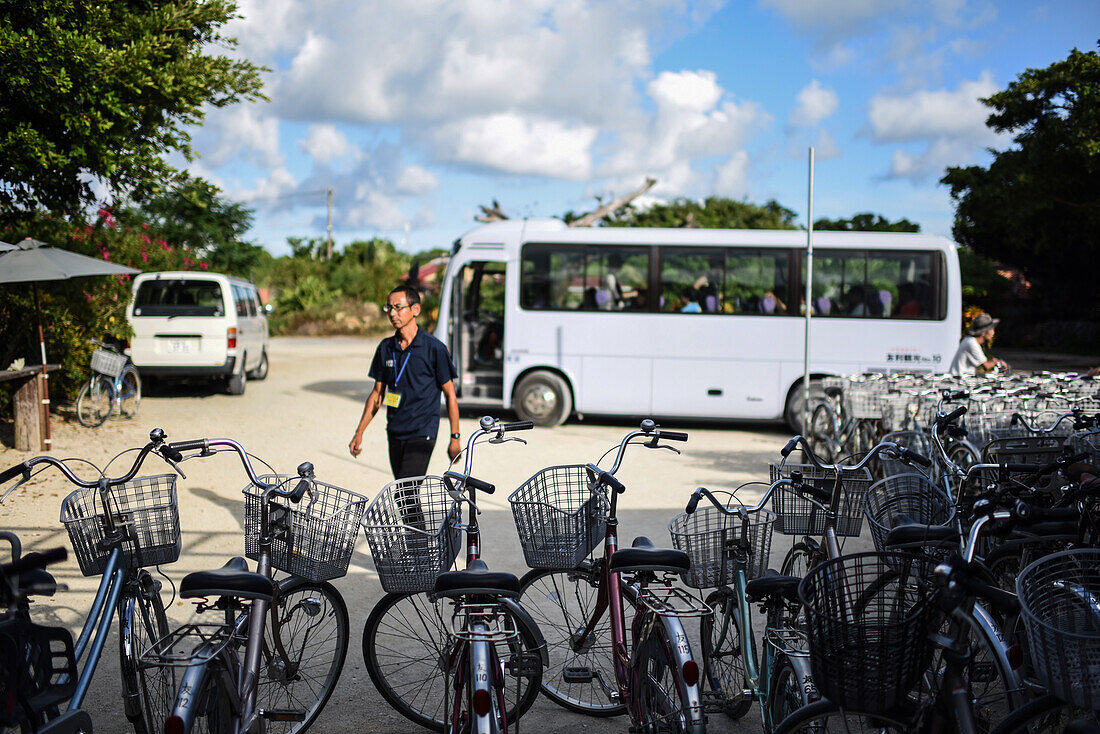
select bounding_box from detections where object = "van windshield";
[133,280,224,317]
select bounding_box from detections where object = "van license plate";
[167,340,192,354]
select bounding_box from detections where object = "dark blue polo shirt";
[369,329,458,440]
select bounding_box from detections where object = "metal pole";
[32,282,51,451]
[802,148,815,433]
[326,187,334,260]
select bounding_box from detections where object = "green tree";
[814,213,920,232]
[116,177,268,277]
[942,43,1100,316]
[605,197,798,229]
[0,0,265,218]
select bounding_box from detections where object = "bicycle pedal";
[562,666,594,683]
[259,708,307,722]
[505,652,542,677]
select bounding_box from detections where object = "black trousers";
[387,434,436,479]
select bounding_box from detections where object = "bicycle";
[672,479,816,730]
[143,435,364,734]
[76,339,142,428]
[808,377,881,463]
[511,419,708,733]
[0,534,91,733]
[0,429,182,734]
[361,416,546,733]
[774,499,1038,733]
[989,548,1100,733]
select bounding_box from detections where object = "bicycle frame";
[569,426,704,730]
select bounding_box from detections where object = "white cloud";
[395,165,439,195]
[648,70,723,112]
[790,80,838,127]
[713,151,751,197]
[813,129,841,160]
[195,105,282,169]
[868,72,999,143]
[345,190,407,231]
[761,0,905,40]
[870,73,1011,181]
[300,125,356,165]
[434,114,597,180]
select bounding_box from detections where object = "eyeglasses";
[382,303,412,314]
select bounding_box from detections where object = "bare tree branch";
[569,177,657,227]
[475,199,508,223]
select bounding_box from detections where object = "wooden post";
[13,375,40,452]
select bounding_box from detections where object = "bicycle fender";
[169,645,219,733]
[782,652,820,704]
[499,596,549,668]
[652,614,706,728]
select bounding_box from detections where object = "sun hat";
[968,312,1000,336]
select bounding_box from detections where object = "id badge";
[383,389,402,408]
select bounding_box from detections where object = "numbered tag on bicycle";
[383,389,402,409]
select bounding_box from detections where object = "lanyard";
[391,344,411,386]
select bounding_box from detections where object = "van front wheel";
[227,356,247,395]
[513,371,571,427]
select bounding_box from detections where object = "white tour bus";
[434,218,961,428]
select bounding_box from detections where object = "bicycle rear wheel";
[77,375,114,427]
[256,577,349,734]
[118,365,142,418]
[363,592,541,732]
[988,693,1096,734]
[518,565,638,716]
[635,621,699,733]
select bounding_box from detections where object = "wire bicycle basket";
[90,348,127,378]
[768,463,871,537]
[668,501,775,588]
[799,551,938,713]
[863,473,955,559]
[508,464,607,570]
[244,475,368,583]
[361,475,462,594]
[60,474,181,576]
[1017,549,1100,710]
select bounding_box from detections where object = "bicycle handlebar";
[1,546,68,579]
[781,435,922,475]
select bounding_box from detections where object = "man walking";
[349,285,461,478]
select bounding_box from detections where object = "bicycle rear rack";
[636,581,711,618]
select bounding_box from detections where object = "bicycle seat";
[824,386,844,398]
[883,523,958,549]
[608,536,690,574]
[180,557,274,602]
[432,559,520,599]
[745,570,801,603]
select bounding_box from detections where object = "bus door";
[449,261,505,403]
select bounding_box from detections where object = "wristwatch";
[450,432,461,440]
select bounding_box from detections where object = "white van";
[126,271,269,395]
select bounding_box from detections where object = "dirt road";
[1,336,832,733]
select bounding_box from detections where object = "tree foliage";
[814,213,920,232]
[604,197,799,230]
[942,43,1100,316]
[0,210,209,407]
[0,0,265,219]
[115,177,269,277]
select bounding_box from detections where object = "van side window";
[232,285,248,317]
[810,250,936,319]
[244,288,258,317]
[520,244,649,311]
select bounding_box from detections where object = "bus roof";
[456,218,956,252]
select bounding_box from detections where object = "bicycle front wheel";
[988,693,1097,734]
[77,375,114,427]
[773,699,913,733]
[518,566,638,717]
[700,588,752,718]
[118,365,142,418]
[809,404,839,463]
[119,574,172,734]
[257,577,349,734]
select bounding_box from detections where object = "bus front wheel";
[514,371,572,427]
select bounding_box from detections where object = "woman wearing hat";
[949,313,1008,375]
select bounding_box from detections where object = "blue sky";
[187,0,1100,256]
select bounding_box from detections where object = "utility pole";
[326,187,334,260]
